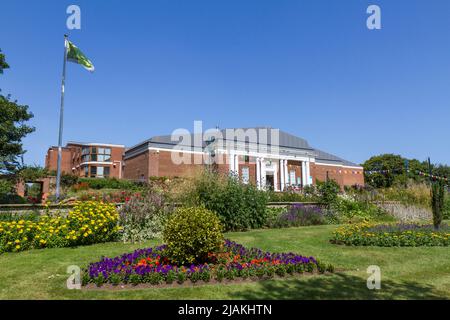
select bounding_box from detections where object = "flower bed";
[331,222,450,247]
[82,240,334,287]
[0,201,119,253]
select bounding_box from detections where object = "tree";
[431,181,445,230]
[0,49,9,73]
[363,154,406,188]
[0,49,35,174]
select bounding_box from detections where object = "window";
[289,170,296,185]
[84,166,88,177]
[81,146,112,163]
[242,167,250,184]
[90,166,97,177]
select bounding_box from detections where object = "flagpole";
[56,34,68,201]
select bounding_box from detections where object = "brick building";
[45,142,125,178]
[122,127,364,189]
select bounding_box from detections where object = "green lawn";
[0,224,449,300]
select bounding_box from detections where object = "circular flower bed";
[331,222,450,247]
[83,240,334,287]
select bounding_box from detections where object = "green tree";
[0,49,35,174]
[431,181,445,230]
[0,49,9,73]
[363,154,406,188]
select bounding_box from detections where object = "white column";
[305,160,311,185]
[234,154,239,176]
[279,159,285,191]
[260,158,266,189]
[256,157,261,189]
[284,160,289,187]
[229,152,235,174]
[302,161,307,186]
[274,162,279,191]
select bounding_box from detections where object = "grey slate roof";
[125,127,361,168]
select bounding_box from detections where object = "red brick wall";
[45,147,73,174]
[123,150,150,180]
[312,163,364,187]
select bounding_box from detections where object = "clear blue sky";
[1,0,449,166]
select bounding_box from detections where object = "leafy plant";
[163,206,224,265]
[431,181,445,229]
[118,188,174,242]
[184,171,269,231]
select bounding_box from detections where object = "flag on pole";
[66,40,95,72]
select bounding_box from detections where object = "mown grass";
[0,224,449,300]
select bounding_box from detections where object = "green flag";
[66,40,95,72]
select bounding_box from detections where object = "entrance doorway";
[265,173,274,190]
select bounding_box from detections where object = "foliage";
[266,204,327,228]
[316,179,340,207]
[331,197,392,223]
[76,189,138,203]
[0,49,9,74]
[183,171,269,231]
[163,206,224,265]
[0,201,120,253]
[0,178,14,195]
[267,190,317,202]
[431,181,445,229]
[0,51,35,174]
[444,195,450,220]
[118,188,174,242]
[82,239,331,286]
[76,177,145,191]
[61,174,79,188]
[370,183,431,208]
[331,222,450,247]
[17,166,48,181]
[363,154,450,188]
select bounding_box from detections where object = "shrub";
[163,206,224,265]
[267,190,317,202]
[316,179,340,207]
[118,188,174,242]
[184,171,269,231]
[267,204,326,228]
[0,201,120,253]
[77,177,145,191]
[444,194,450,220]
[331,222,450,247]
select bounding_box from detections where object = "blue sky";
[1,0,449,166]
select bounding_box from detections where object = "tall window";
[242,166,250,184]
[289,170,296,185]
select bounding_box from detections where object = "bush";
[77,177,145,191]
[316,179,340,206]
[119,188,174,242]
[331,222,450,247]
[0,201,120,253]
[267,204,326,228]
[184,171,268,231]
[444,194,450,220]
[267,190,317,202]
[163,206,224,265]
